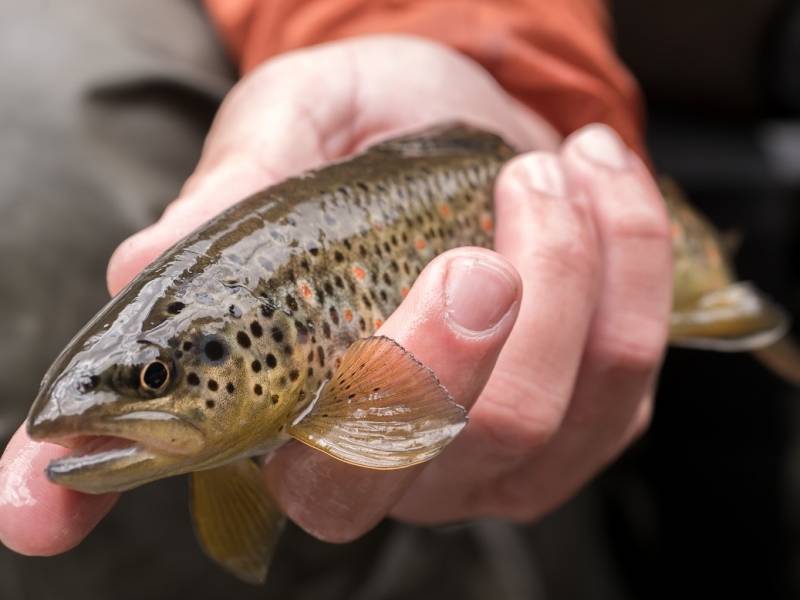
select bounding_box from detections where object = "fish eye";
[140,360,170,392]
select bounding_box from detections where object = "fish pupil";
[142,361,169,391]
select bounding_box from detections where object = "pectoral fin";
[288,336,467,470]
[669,282,790,351]
[190,460,285,584]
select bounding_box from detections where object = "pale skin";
[0,36,672,552]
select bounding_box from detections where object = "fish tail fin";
[753,336,800,387]
[669,282,790,352]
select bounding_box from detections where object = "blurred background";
[0,1,798,598]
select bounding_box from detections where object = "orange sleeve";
[203,0,645,156]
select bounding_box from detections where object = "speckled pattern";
[26,124,515,491]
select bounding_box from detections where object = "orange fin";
[288,336,466,470]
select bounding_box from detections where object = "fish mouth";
[28,412,206,494]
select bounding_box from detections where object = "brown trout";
[25,124,791,583]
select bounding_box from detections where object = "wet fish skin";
[27,124,511,493]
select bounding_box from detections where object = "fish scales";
[28,125,511,485]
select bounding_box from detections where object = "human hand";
[0,35,670,553]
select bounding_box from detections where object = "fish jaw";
[27,384,208,494]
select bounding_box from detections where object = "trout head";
[27,273,289,494]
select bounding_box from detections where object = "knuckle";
[606,201,671,247]
[476,383,564,458]
[593,320,667,376]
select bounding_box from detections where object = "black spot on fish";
[362,295,372,309]
[283,344,293,355]
[359,317,366,331]
[294,320,309,342]
[329,307,339,326]
[324,281,334,296]
[307,367,314,376]
[236,331,251,348]
[380,290,388,302]
[206,399,215,409]
[250,321,263,338]
[204,339,226,362]
[383,273,392,285]
[322,322,331,339]
[226,382,235,393]
[285,294,298,312]
[289,369,299,382]
[271,327,284,343]
[266,353,277,369]
[356,181,369,193]
[182,341,193,351]
[207,380,218,391]
[334,275,344,288]
[187,373,200,386]
[251,360,261,373]
[317,346,325,367]
[301,259,310,270]
[334,250,345,262]
[254,384,263,396]
[309,247,319,256]
[167,302,185,315]
[278,376,287,387]
[271,394,279,405]
[261,304,275,318]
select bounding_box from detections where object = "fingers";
[0,425,117,555]
[262,247,521,542]
[485,125,672,520]
[391,152,603,522]
[560,125,671,430]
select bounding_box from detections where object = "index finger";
[0,425,117,556]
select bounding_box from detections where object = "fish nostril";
[77,375,100,393]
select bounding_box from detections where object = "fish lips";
[27,411,206,494]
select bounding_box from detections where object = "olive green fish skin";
[27,125,514,492]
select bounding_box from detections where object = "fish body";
[25,124,792,583]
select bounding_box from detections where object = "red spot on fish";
[374,222,384,231]
[415,239,427,251]
[353,266,366,281]
[343,308,353,322]
[401,287,409,298]
[298,281,313,300]
[374,319,383,329]
[480,214,494,233]
[438,204,451,218]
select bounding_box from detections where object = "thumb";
[263,247,521,542]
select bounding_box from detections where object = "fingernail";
[445,256,518,334]
[575,124,630,170]
[513,153,567,197]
